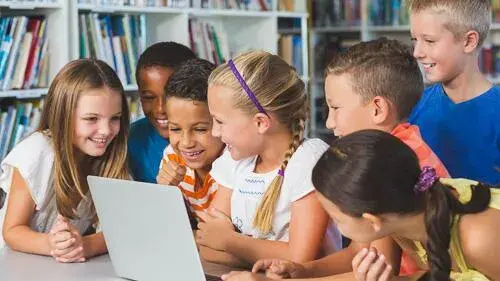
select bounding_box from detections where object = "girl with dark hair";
[307,130,499,281]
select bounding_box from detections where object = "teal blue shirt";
[128,118,168,183]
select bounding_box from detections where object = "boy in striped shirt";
[157,58,224,220]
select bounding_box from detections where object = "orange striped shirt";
[392,122,450,276]
[161,145,218,213]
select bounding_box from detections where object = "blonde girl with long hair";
[196,51,341,267]
[0,59,129,263]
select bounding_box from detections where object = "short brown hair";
[409,0,491,47]
[325,37,423,121]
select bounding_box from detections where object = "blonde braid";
[253,118,305,235]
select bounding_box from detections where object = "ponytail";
[421,181,491,281]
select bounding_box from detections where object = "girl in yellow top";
[224,130,500,281]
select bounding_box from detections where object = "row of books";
[0,96,144,161]
[189,17,230,65]
[479,44,500,78]
[79,13,146,86]
[278,35,303,75]
[312,0,360,27]
[0,100,43,160]
[0,16,50,91]
[369,0,409,26]
[195,0,272,10]
[78,0,189,7]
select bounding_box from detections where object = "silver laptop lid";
[87,176,206,281]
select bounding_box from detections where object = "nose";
[180,131,195,148]
[99,120,111,136]
[325,110,336,131]
[413,41,424,59]
[154,95,167,115]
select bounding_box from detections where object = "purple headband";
[227,59,267,115]
[414,166,438,193]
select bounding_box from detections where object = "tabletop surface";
[0,248,238,281]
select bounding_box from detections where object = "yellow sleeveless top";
[408,178,500,280]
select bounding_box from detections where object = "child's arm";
[251,238,400,279]
[2,168,51,255]
[198,191,329,264]
[199,245,250,268]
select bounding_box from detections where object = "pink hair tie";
[278,169,285,177]
[414,166,438,193]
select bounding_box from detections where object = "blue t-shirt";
[409,84,500,185]
[128,117,169,183]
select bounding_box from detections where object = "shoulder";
[3,132,52,165]
[128,118,152,144]
[458,208,500,272]
[289,138,329,165]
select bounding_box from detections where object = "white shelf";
[278,28,301,34]
[491,23,500,31]
[0,88,49,99]
[123,84,138,91]
[368,25,410,32]
[313,26,361,33]
[276,11,307,18]
[0,1,61,9]
[77,4,183,14]
[190,9,274,17]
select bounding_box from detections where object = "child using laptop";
[0,59,130,262]
[128,42,196,183]
[408,0,500,184]
[196,51,340,267]
[156,58,224,222]
[224,130,500,281]
[241,38,449,279]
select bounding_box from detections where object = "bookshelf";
[309,0,500,139]
[0,0,309,160]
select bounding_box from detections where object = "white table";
[0,248,236,280]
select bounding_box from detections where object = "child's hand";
[252,259,306,279]
[352,248,392,281]
[195,208,235,251]
[222,271,268,281]
[48,215,86,263]
[157,159,187,186]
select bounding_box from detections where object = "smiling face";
[138,66,174,138]
[166,97,225,172]
[73,87,122,157]
[207,84,264,161]
[410,9,466,84]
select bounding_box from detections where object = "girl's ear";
[253,113,271,134]
[362,212,384,233]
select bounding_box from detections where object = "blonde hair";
[208,51,307,234]
[409,0,491,47]
[38,59,130,223]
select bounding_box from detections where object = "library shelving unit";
[0,0,310,160]
[0,0,70,99]
[69,0,310,91]
[309,0,500,140]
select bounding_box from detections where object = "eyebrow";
[169,121,210,126]
[82,111,122,117]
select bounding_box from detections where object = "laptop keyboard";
[205,274,221,281]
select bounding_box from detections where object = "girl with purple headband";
[194,51,341,268]
[225,130,500,281]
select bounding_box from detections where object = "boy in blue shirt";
[409,0,500,184]
[128,42,196,183]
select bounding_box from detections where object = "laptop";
[87,176,220,281]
